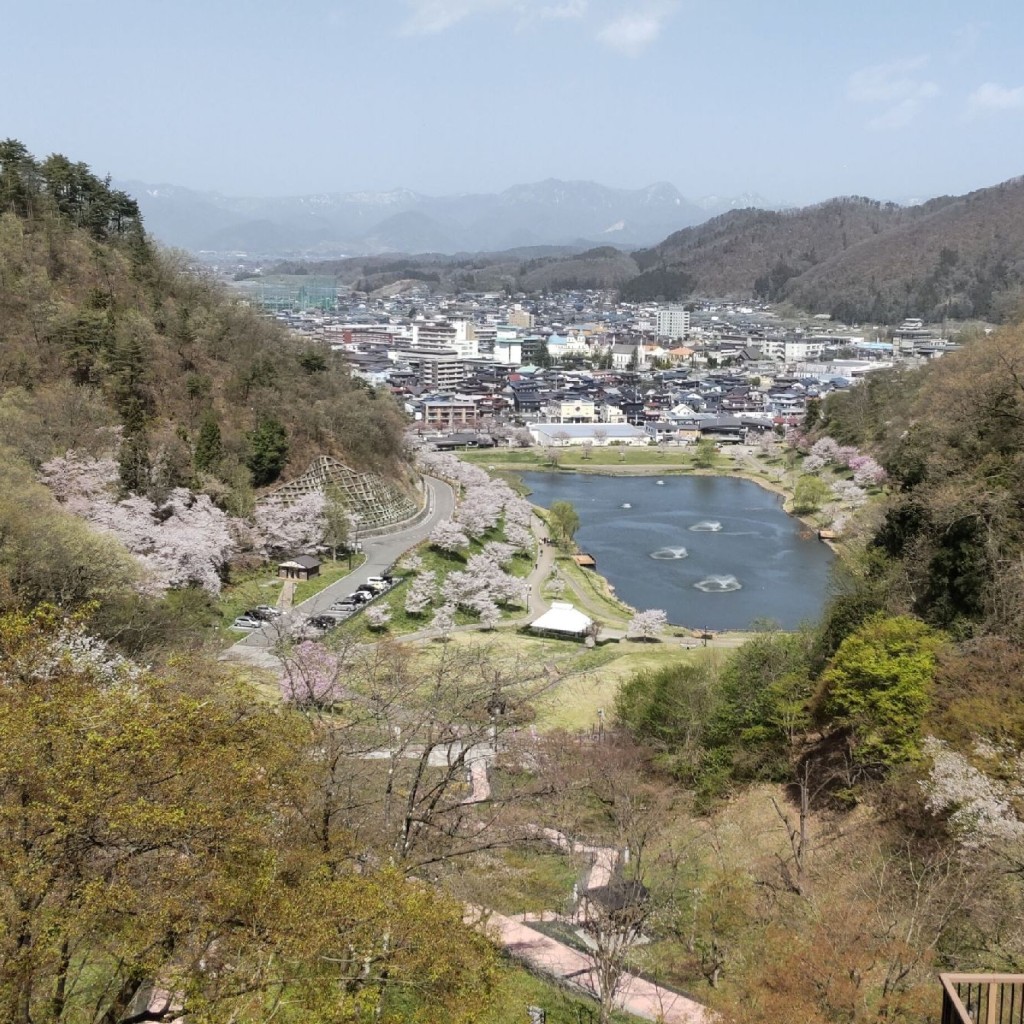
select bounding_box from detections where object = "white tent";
[529,602,593,637]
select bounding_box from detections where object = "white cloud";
[400,0,585,34]
[846,56,939,130]
[596,3,674,57]
[967,82,1024,116]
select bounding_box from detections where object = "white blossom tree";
[252,491,327,559]
[364,605,392,632]
[404,571,438,616]
[429,520,469,556]
[432,603,456,641]
[628,608,668,641]
[922,736,1024,849]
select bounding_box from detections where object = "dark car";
[355,585,376,597]
[308,615,336,631]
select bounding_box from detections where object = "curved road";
[228,476,454,661]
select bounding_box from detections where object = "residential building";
[657,307,691,340]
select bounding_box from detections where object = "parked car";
[365,576,389,591]
[347,592,370,604]
[308,615,337,631]
[355,585,376,597]
[254,605,283,619]
[232,615,262,630]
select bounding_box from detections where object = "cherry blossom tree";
[279,640,346,706]
[848,454,887,487]
[922,736,1024,849]
[432,603,456,641]
[404,571,438,616]
[476,598,501,631]
[41,453,237,595]
[400,552,424,574]
[252,491,327,559]
[628,608,668,641]
[364,605,392,632]
[505,522,533,553]
[430,520,469,556]
[481,541,517,568]
[443,551,525,617]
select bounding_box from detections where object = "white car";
[365,576,389,591]
[232,615,262,630]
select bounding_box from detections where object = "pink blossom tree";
[429,520,469,556]
[41,453,238,595]
[252,491,327,559]
[279,640,346,706]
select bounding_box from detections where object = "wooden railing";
[941,974,1024,1024]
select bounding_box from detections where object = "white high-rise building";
[656,307,691,340]
[412,319,479,359]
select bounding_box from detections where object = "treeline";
[0,139,144,244]
[817,322,1024,638]
[0,143,409,649]
[0,142,407,507]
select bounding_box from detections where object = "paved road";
[228,476,454,660]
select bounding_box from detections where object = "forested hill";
[625,176,1024,322]
[0,140,406,512]
[817,319,1024,642]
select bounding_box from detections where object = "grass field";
[461,445,730,472]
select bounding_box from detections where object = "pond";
[521,472,835,630]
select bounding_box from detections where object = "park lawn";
[461,445,733,472]
[552,555,634,627]
[534,641,718,733]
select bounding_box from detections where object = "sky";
[4,0,1024,205]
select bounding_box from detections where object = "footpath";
[468,907,709,1023]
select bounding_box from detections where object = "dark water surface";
[522,472,835,630]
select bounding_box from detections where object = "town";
[232,277,963,441]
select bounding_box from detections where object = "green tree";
[819,613,945,768]
[803,397,822,432]
[692,438,718,469]
[792,474,831,514]
[0,607,502,1024]
[533,339,552,368]
[548,500,580,550]
[246,417,289,487]
[117,427,151,496]
[193,412,223,473]
[322,483,351,561]
[298,349,327,374]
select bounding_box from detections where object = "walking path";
[466,907,709,1023]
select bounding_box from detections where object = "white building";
[759,337,827,362]
[413,319,479,359]
[527,423,649,446]
[657,307,691,340]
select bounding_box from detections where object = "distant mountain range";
[117,178,783,256]
[622,175,1024,322]
[276,174,1024,325]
